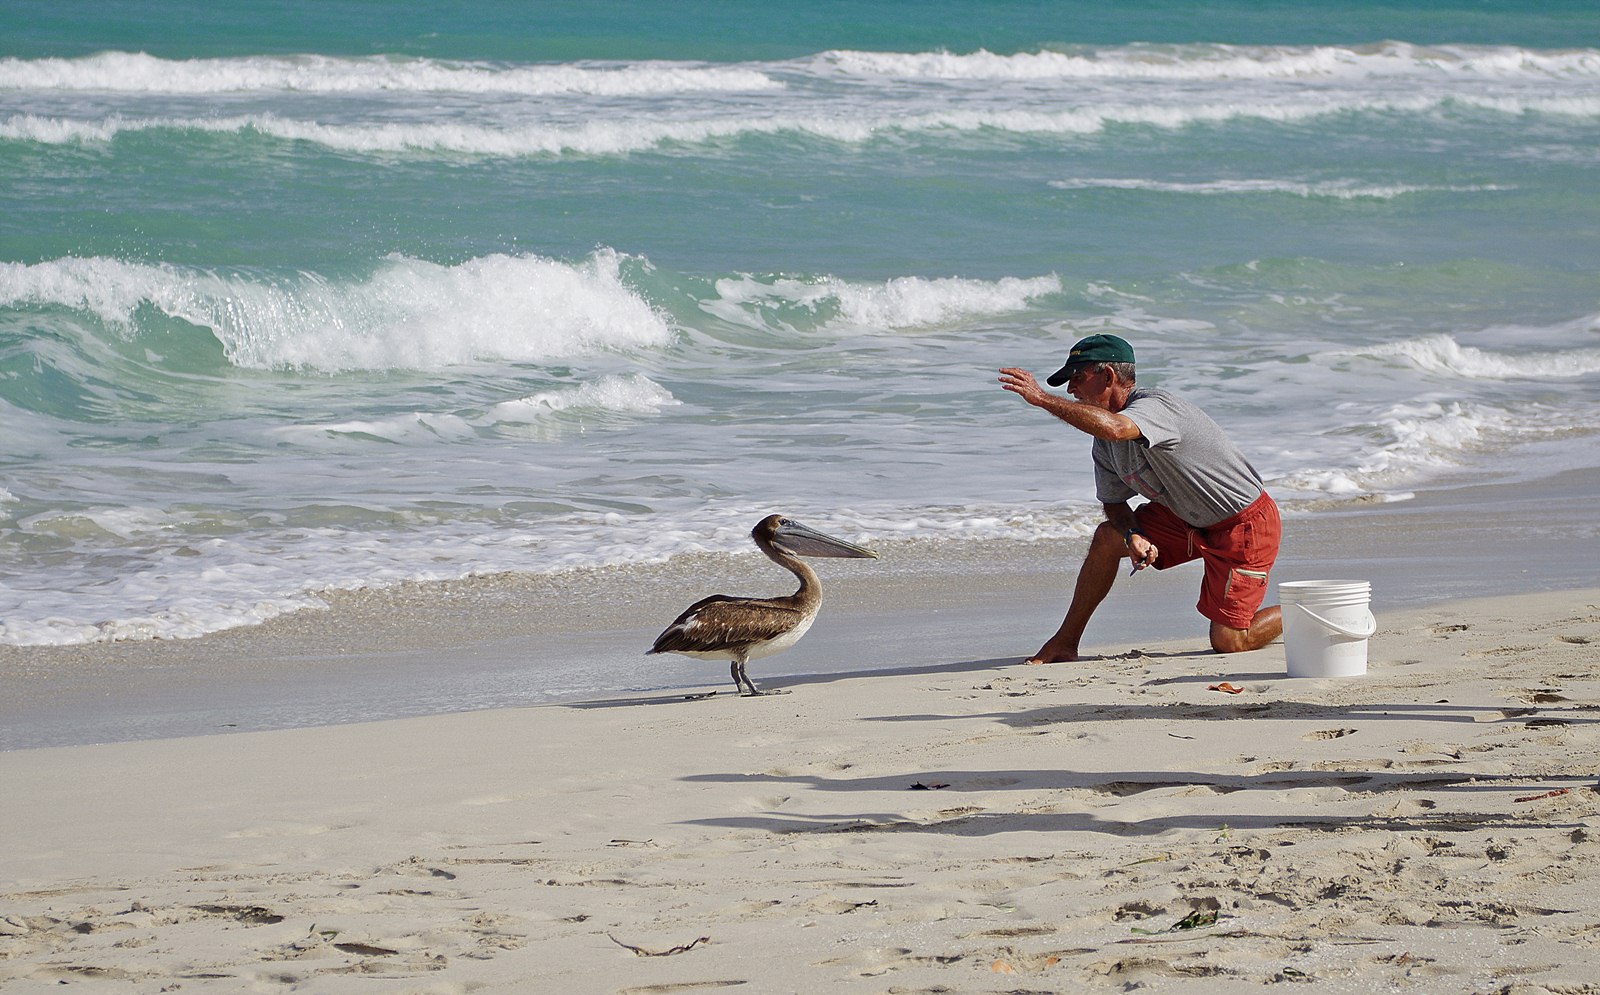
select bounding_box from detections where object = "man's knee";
[1209,620,1268,654]
[1208,608,1281,654]
[1093,520,1124,546]
[1209,624,1252,654]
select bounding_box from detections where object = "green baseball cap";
[1046,333,1136,386]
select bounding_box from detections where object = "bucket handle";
[1292,603,1376,639]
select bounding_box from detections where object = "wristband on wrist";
[1121,526,1143,547]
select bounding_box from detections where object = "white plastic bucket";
[1280,580,1375,678]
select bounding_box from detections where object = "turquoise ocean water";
[4,1,1599,649]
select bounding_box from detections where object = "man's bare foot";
[1025,643,1080,665]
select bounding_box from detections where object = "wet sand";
[1,466,1595,750]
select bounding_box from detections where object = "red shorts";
[1133,492,1280,630]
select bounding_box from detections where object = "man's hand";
[1127,532,1158,573]
[998,367,1048,406]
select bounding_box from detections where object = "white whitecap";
[488,374,679,424]
[705,272,1061,332]
[0,52,780,96]
[1343,333,1600,379]
[11,90,1573,159]
[815,42,1600,82]
[1048,177,1513,200]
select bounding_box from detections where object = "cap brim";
[1046,362,1089,387]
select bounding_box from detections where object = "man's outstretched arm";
[997,367,1141,441]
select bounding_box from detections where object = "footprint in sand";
[1089,954,1209,984]
[1373,797,1438,818]
[1513,689,1571,704]
[1302,728,1358,741]
[813,946,915,976]
[1092,780,1189,797]
[1112,900,1165,922]
[223,822,345,839]
[192,904,285,925]
[976,924,1058,938]
[802,895,880,915]
[616,983,746,994]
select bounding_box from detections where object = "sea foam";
[1269,399,1555,498]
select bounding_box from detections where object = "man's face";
[1065,364,1115,409]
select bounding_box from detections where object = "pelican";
[647,514,877,696]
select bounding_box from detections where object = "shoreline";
[2,584,1597,992]
[2,465,1596,751]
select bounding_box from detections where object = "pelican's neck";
[760,543,823,610]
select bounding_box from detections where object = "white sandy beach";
[4,577,1599,993]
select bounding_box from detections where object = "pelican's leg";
[732,655,763,696]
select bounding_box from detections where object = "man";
[998,333,1282,663]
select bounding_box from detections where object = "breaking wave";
[0,52,780,96]
[0,250,674,372]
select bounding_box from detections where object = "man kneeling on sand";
[998,333,1282,663]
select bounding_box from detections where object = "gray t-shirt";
[1092,386,1265,528]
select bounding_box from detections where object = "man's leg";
[1198,494,1282,655]
[1209,606,1282,654]
[1027,520,1126,664]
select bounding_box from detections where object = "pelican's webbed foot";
[733,661,785,697]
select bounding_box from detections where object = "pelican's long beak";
[772,518,878,559]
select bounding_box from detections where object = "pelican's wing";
[648,596,806,655]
